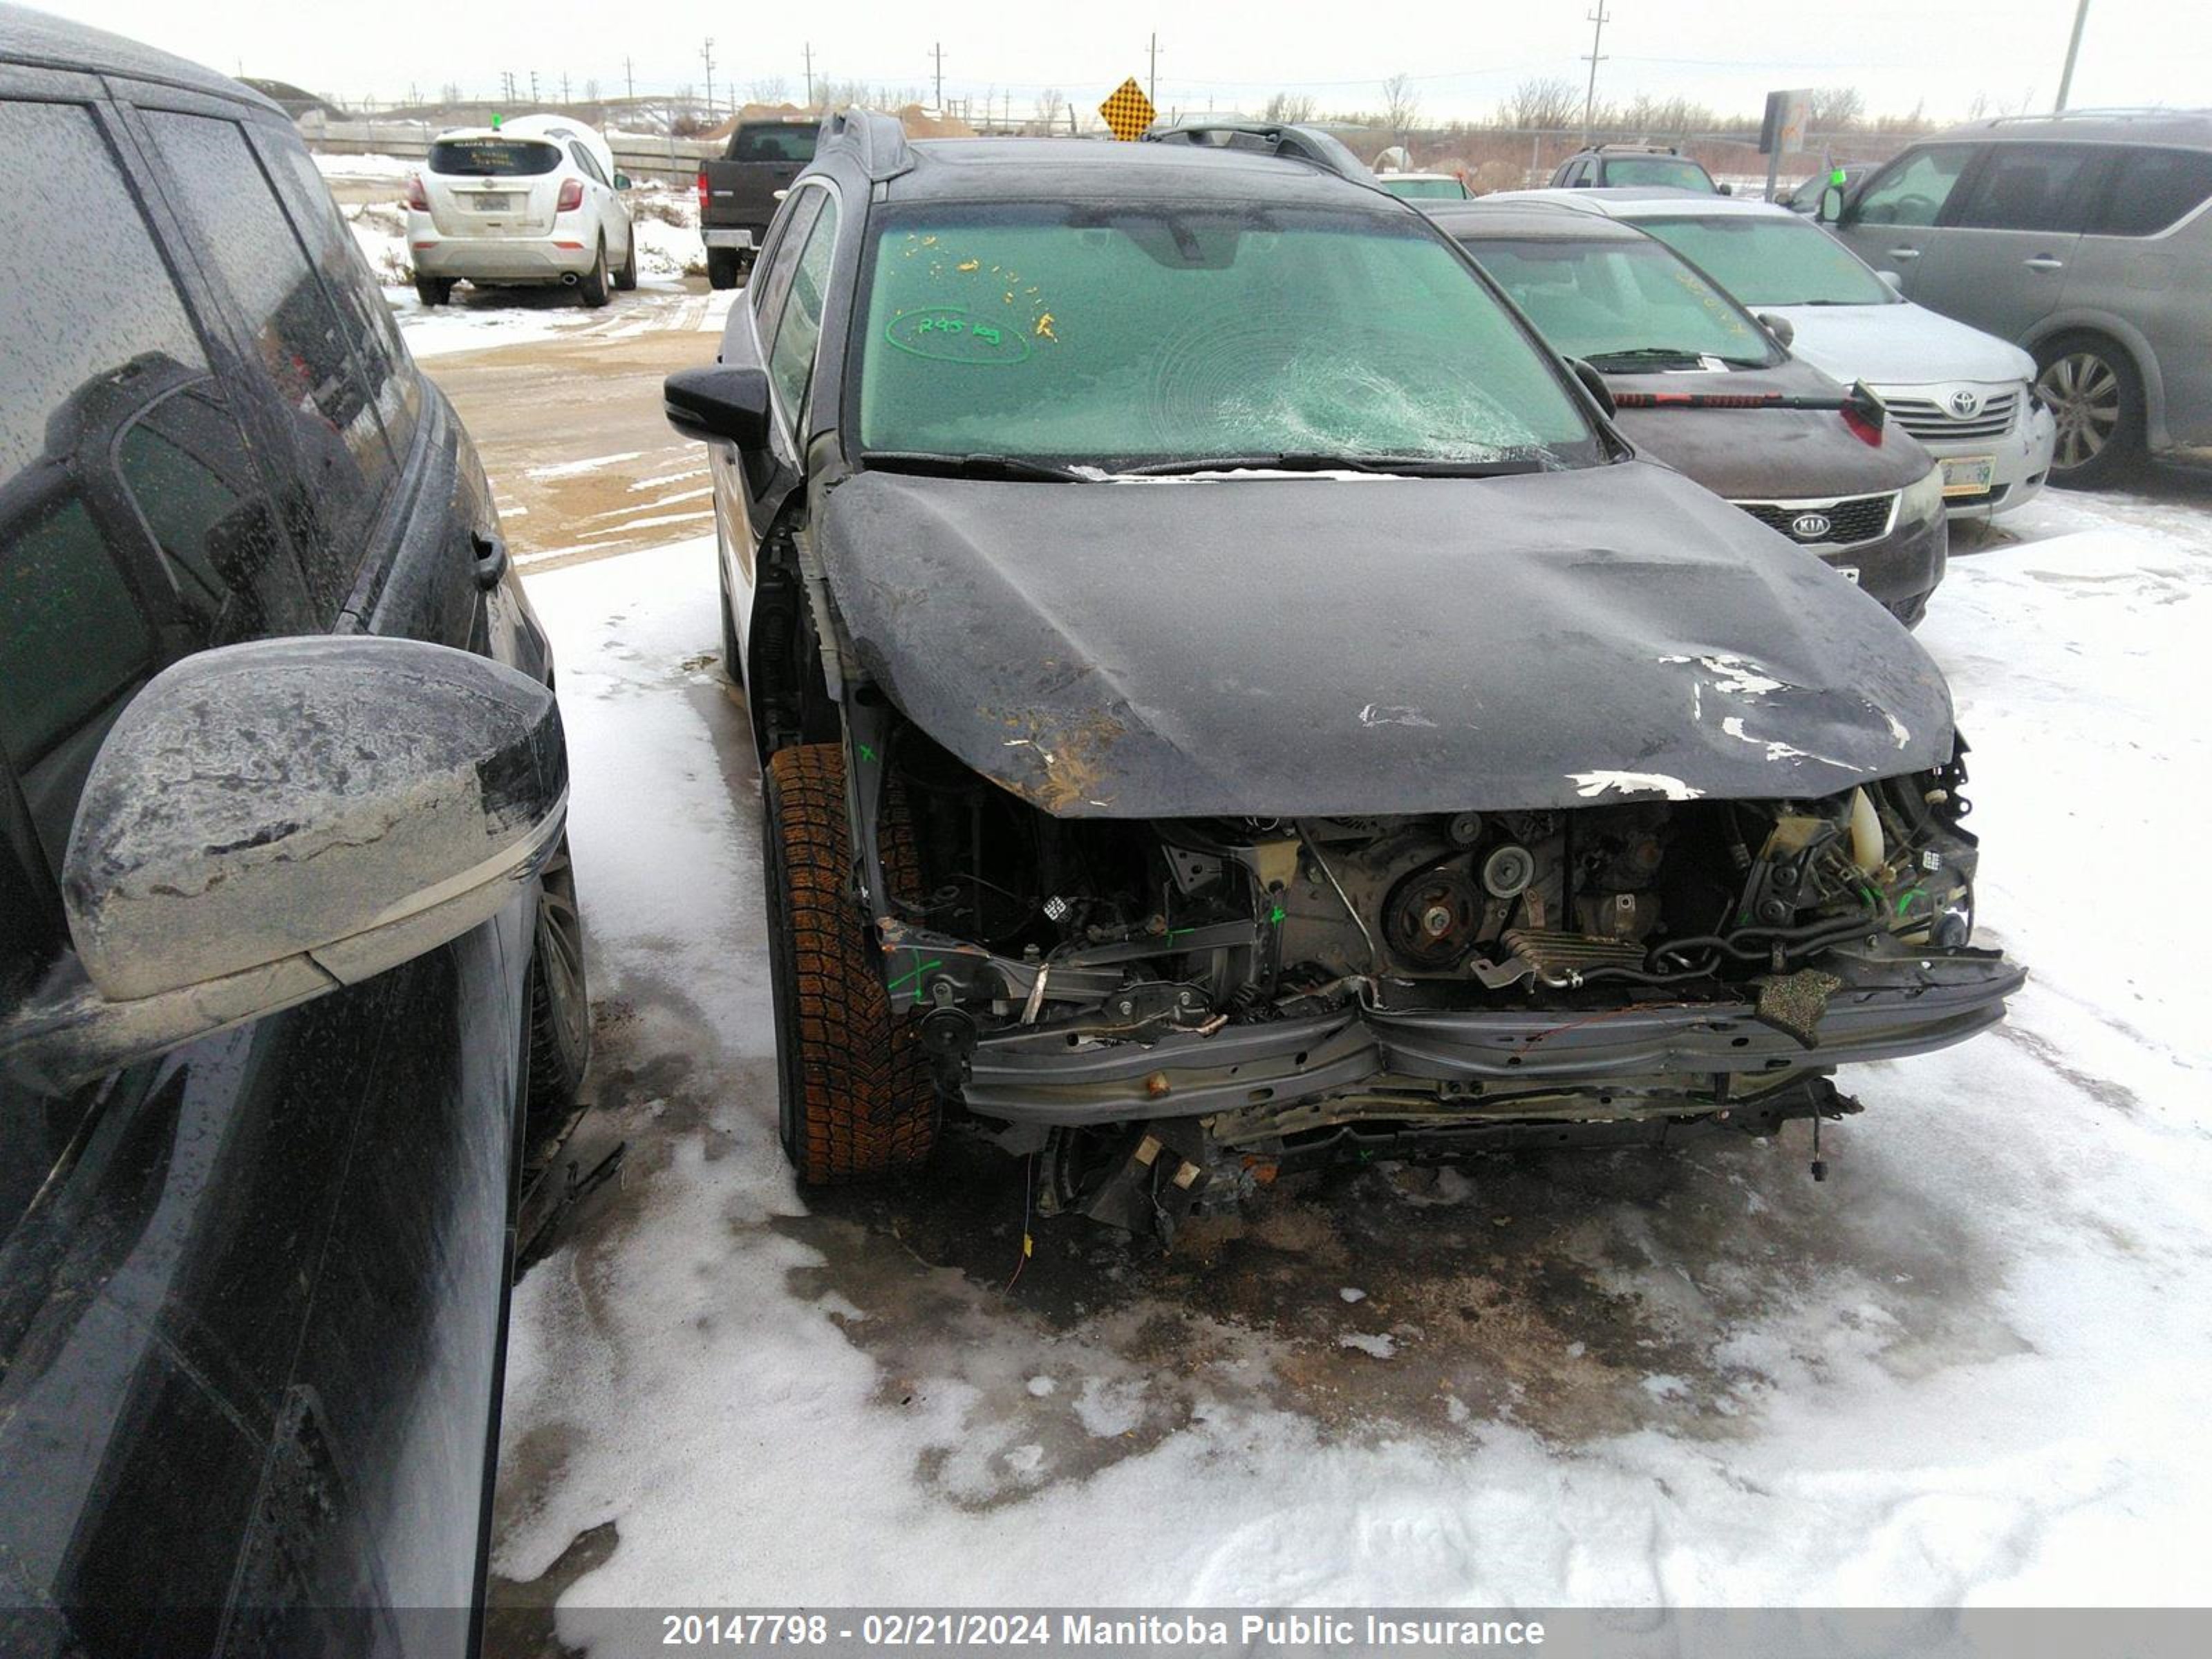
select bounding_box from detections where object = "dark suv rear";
[0,8,588,1651]
[698,116,819,288]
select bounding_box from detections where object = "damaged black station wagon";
[664,112,2026,1235]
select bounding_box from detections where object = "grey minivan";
[1823,109,2212,485]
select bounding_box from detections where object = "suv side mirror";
[1877,268,1905,295]
[1568,357,1617,417]
[665,364,772,449]
[1716,182,1733,196]
[1,637,566,1091]
[1818,185,1845,223]
[1756,312,1796,348]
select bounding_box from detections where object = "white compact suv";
[1491,188,2059,518]
[407,116,636,306]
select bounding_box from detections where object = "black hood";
[1606,357,1935,500]
[816,459,1954,818]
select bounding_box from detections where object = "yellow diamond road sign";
[1098,77,1155,142]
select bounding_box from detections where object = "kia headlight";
[1898,465,1944,529]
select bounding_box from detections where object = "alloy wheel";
[2037,350,2122,471]
[535,837,588,1052]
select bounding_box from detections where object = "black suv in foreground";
[665,113,2023,1238]
[1,8,587,1651]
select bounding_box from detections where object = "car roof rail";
[818,107,913,180]
[1142,119,1373,182]
[1985,105,2212,124]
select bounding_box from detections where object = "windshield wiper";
[861,450,1087,482]
[1582,346,1709,368]
[1114,451,1544,479]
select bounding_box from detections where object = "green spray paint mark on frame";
[885,956,944,994]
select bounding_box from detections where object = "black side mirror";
[1716,182,1734,195]
[664,364,772,448]
[1818,185,1845,223]
[1756,312,1796,348]
[1568,357,1617,418]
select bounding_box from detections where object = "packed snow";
[491,478,2212,1623]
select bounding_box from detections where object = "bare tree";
[1263,91,1318,123]
[749,75,789,104]
[583,77,600,102]
[1503,76,1579,131]
[1034,86,1067,129]
[1381,72,1419,142]
[1808,86,1866,129]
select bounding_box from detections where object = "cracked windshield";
[857,206,1598,466]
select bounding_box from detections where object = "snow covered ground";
[491,478,2212,1622]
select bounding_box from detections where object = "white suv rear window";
[428,138,560,177]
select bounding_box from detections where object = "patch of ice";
[1339,1333,1397,1360]
[1072,1377,1147,1437]
[527,452,644,480]
[1339,1287,1367,1304]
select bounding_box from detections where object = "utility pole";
[529,70,539,106]
[2054,0,2092,111]
[1148,32,1159,108]
[931,43,945,111]
[560,73,570,105]
[803,42,816,109]
[624,57,635,106]
[1579,2,1611,147]
[701,37,716,120]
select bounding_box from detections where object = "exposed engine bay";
[856,719,2018,1232]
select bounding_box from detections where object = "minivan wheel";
[579,240,611,308]
[614,229,639,292]
[761,743,935,1184]
[525,834,591,1121]
[415,274,453,306]
[2035,334,2144,487]
[706,248,740,290]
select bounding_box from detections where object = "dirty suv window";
[428,138,561,176]
[855,205,1601,469]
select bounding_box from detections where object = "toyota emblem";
[1790,512,1833,540]
[1947,388,1983,418]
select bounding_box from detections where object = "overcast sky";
[37,0,2206,122]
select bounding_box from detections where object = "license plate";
[1940,455,1996,496]
[471,192,514,212]
[1832,563,1862,585]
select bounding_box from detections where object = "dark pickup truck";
[697,116,818,288]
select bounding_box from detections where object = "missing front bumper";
[958,948,2025,1128]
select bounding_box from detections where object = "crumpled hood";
[1608,357,1935,499]
[817,460,1955,818]
[1765,299,2036,389]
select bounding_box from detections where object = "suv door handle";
[1886,247,1920,260]
[471,529,508,590]
[2023,254,2065,272]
